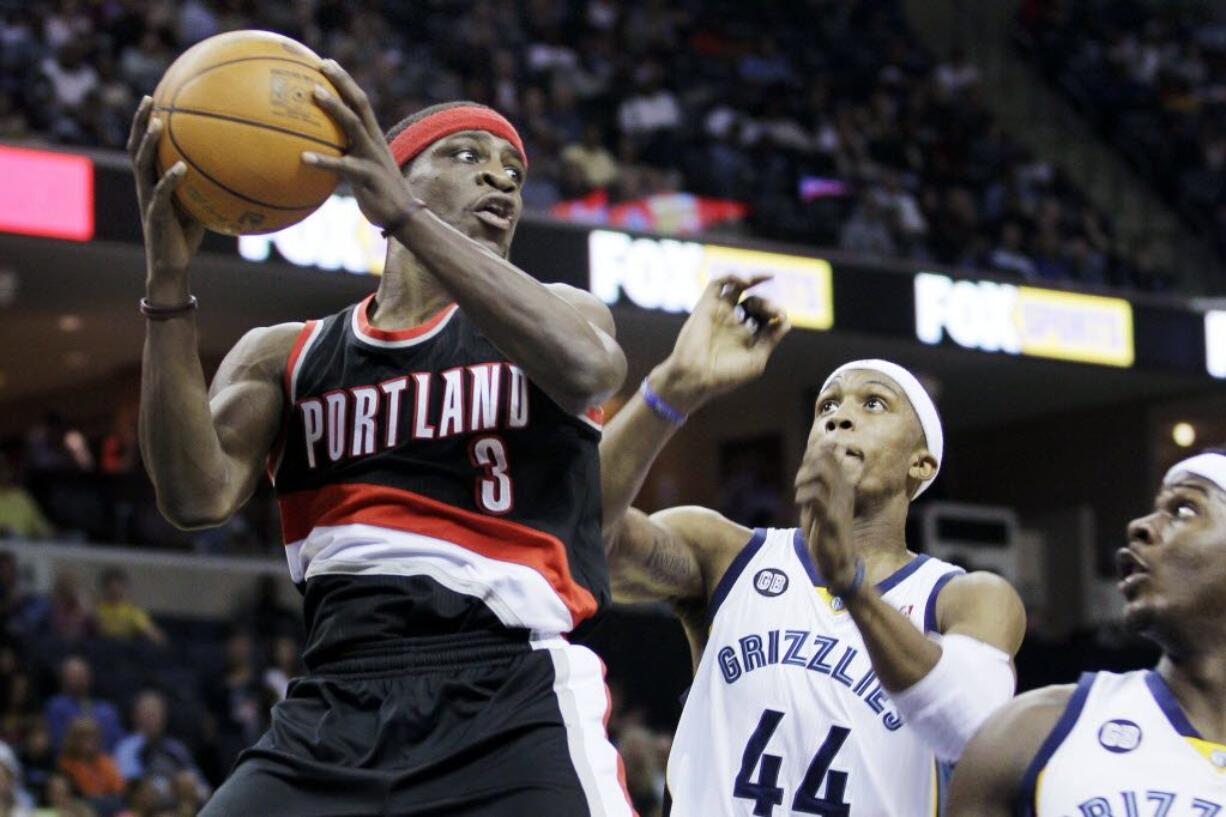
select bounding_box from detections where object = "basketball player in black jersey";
[130,58,635,816]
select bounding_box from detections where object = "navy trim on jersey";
[876,553,931,594]
[792,528,821,584]
[923,570,962,633]
[706,528,768,625]
[1145,670,1200,738]
[1013,672,1097,817]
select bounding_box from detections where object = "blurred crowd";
[1018,0,1226,262]
[1,409,277,556]
[0,551,305,817]
[0,0,1176,292]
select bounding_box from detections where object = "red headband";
[388,106,527,169]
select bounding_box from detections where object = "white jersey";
[667,527,963,817]
[1025,670,1226,817]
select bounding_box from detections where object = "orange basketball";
[152,30,347,236]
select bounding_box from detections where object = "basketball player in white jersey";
[601,278,1026,815]
[947,450,1226,816]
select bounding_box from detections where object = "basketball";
[151,30,347,236]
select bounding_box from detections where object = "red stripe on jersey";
[355,294,459,342]
[277,482,597,627]
[585,406,604,427]
[266,320,319,482]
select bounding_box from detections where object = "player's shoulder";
[545,283,615,335]
[651,506,752,554]
[973,683,1079,766]
[649,506,758,587]
[223,322,306,380]
[935,570,1026,643]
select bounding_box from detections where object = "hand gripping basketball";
[301,60,420,232]
[127,95,205,289]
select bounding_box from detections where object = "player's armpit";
[935,570,1027,657]
[946,685,1075,817]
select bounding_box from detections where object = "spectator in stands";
[44,658,121,753]
[39,39,97,118]
[202,631,264,774]
[561,123,620,192]
[93,570,164,646]
[117,29,171,98]
[0,92,31,141]
[114,777,159,817]
[0,458,53,541]
[987,220,1038,279]
[38,772,95,817]
[166,771,200,817]
[0,554,49,641]
[261,637,301,704]
[839,195,897,257]
[0,739,34,817]
[18,720,55,805]
[618,725,665,817]
[113,692,205,802]
[0,668,39,749]
[56,717,123,804]
[46,574,91,645]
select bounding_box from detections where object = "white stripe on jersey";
[667,527,962,817]
[1028,670,1226,817]
[533,637,637,817]
[288,522,573,635]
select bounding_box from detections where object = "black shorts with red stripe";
[200,610,636,817]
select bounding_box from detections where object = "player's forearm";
[844,589,942,692]
[599,362,710,537]
[394,212,625,413]
[139,316,232,529]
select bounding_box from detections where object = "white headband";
[821,359,944,498]
[1164,452,1226,495]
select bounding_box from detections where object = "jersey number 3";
[470,436,512,514]
[734,709,851,816]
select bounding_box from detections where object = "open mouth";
[472,196,514,231]
[843,447,864,461]
[1115,548,1150,594]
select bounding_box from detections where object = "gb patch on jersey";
[1098,719,1142,754]
[753,569,789,597]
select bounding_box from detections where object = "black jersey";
[270,294,608,665]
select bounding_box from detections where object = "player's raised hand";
[127,95,205,289]
[651,275,791,413]
[302,59,419,231]
[796,441,860,595]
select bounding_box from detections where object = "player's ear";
[908,449,937,484]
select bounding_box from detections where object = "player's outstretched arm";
[607,506,749,604]
[303,60,625,416]
[946,685,1074,817]
[600,276,789,538]
[130,93,299,529]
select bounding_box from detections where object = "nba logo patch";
[1098,719,1142,753]
[753,569,789,597]
[814,586,849,615]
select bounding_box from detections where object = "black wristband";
[140,295,198,320]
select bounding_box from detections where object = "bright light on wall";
[1172,422,1197,448]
